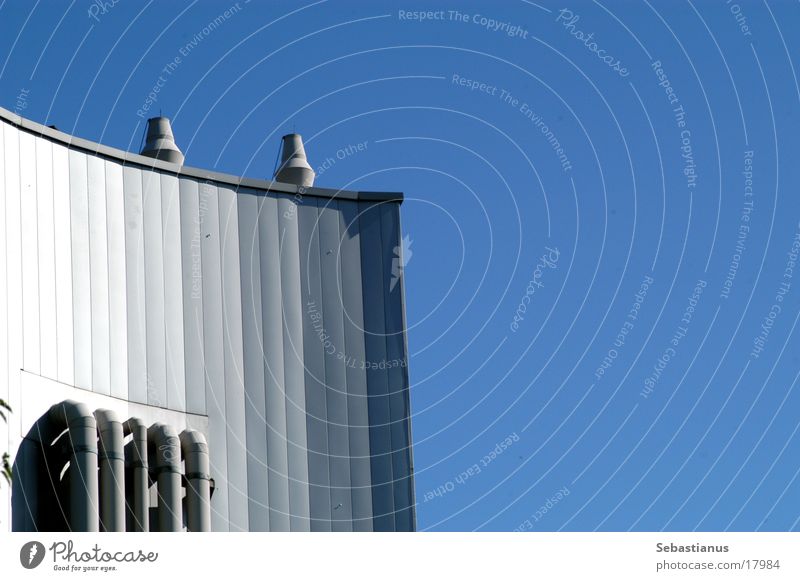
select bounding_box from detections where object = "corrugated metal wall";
[0,115,415,531]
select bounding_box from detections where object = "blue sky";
[1,0,799,531]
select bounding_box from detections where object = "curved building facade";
[0,106,415,531]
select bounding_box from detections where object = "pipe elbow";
[48,399,96,429]
[94,409,122,432]
[148,422,180,470]
[179,430,208,454]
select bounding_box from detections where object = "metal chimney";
[140,117,185,165]
[274,133,315,187]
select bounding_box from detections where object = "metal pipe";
[180,430,211,532]
[148,423,182,531]
[123,418,149,532]
[94,409,125,532]
[46,400,99,532]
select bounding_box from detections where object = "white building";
[0,107,415,532]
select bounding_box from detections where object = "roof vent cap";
[274,133,315,187]
[140,117,184,165]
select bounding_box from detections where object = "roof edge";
[0,105,402,203]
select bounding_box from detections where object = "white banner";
[0,532,797,580]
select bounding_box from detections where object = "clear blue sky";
[1,0,799,531]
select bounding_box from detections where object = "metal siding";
[199,180,229,531]
[0,124,7,526]
[277,195,311,531]
[142,169,166,407]
[258,194,291,531]
[178,178,206,415]
[359,202,395,531]
[339,200,374,531]
[298,199,332,531]
[380,204,415,531]
[162,174,186,412]
[238,191,269,531]
[105,161,128,399]
[4,125,22,487]
[123,166,147,404]
[318,199,353,531]
[36,138,57,379]
[88,155,110,395]
[69,150,91,390]
[218,185,249,531]
[52,143,74,386]
[19,132,40,375]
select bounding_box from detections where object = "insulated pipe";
[46,400,99,532]
[123,418,149,532]
[148,423,182,531]
[180,430,211,532]
[94,409,125,532]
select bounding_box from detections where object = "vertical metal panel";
[162,174,186,412]
[179,178,206,415]
[298,199,332,532]
[277,194,311,531]
[69,150,92,389]
[36,138,57,379]
[338,200,374,531]
[123,166,147,404]
[52,143,74,386]
[359,201,395,531]
[218,185,249,531]
[318,199,353,531]
[238,190,269,531]
[142,169,166,407]
[105,161,127,399]
[19,132,40,375]
[380,203,415,531]
[258,194,291,531]
[0,124,7,527]
[4,125,22,470]
[87,155,110,395]
[199,180,229,531]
